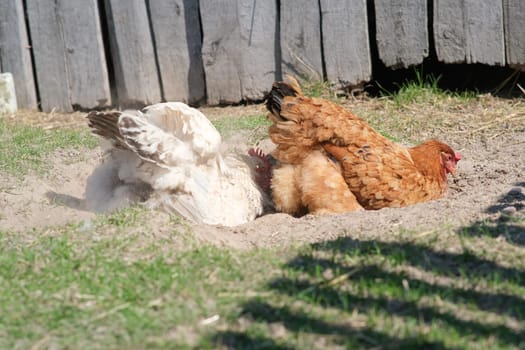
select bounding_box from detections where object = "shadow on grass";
[234,300,456,350]
[213,185,525,349]
[283,257,525,318]
[214,331,296,350]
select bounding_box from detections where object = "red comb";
[248,147,272,193]
[455,152,462,161]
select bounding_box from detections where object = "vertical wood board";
[237,0,278,100]
[503,0,525,68]
[105,0,161,107]
[374,0,428,68]
[463,0,505,65]
[148,0,206,104]
[26,0,71,111]
[26,0,111,111]
[200,0,278,104]
[434,0,505,65]
[320,0,371,86]
[199,0,242,104]
[59,0,111,108]
[280,0,324,80]
[0,0,38,109]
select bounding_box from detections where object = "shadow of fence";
[460,182,525,246]
[212,183,525,349]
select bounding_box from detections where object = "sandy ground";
[1,100,524,249]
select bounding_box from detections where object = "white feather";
[86,102,268,226]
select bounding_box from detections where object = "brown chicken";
[267,77,461,213]
[270,149,364,215]
[266,79,364,215]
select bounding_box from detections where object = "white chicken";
[85,102,271,226]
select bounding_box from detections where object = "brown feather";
[271,150,363,216]
[267,79,460,212]
[86,111,128,150]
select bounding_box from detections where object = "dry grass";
[342,93,525,144]
[4,109,87,130]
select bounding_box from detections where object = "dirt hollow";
[1,102,524,249]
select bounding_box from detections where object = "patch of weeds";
[212,114,271,142]
[301,79,333,98]
[212,114,270,133]
[0,233,284,349]
[168,214,183,225]
[379,69,477,107]
[380,70,443,106]
[300,79,345,103]
[0,119,98,176]
[94,206,147,228]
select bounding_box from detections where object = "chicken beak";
[450,168,457,178]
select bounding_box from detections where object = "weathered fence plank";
[199,0,242,104]
[60,0,111,109]
[434,0,505,65]
[503,0,525,69]
[105,0,161,107]
[26,0,111,112]
[26,0,70,111]
[0,0,38,109]
[148,0,205,104]
[199,0,278,104]
[320,0,371,86]
[374,0,428,68]
[237,0,279,100]
[280,0,324,80]
[11,0,522,110]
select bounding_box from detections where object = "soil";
[1,99,524,249]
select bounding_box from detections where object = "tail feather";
[86,111,128,149]
[283,75,302,95]
[266,76,302,117]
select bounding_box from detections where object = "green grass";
[379,69,478,107]
[301,79,337,99]
[0,224,281,349]
[211,114,270,133]
[211,114,271,143]
[0,119,97,176]
[93,206,148,229]
[1,217,524,349]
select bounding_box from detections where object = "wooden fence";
[0,0,524,112]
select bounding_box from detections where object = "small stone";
[402,279,410,291]
[322,268,334,280]
[79,219,93,232]
[502,206,517,216]
[0,73,17,114]
[495,235,506,242]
